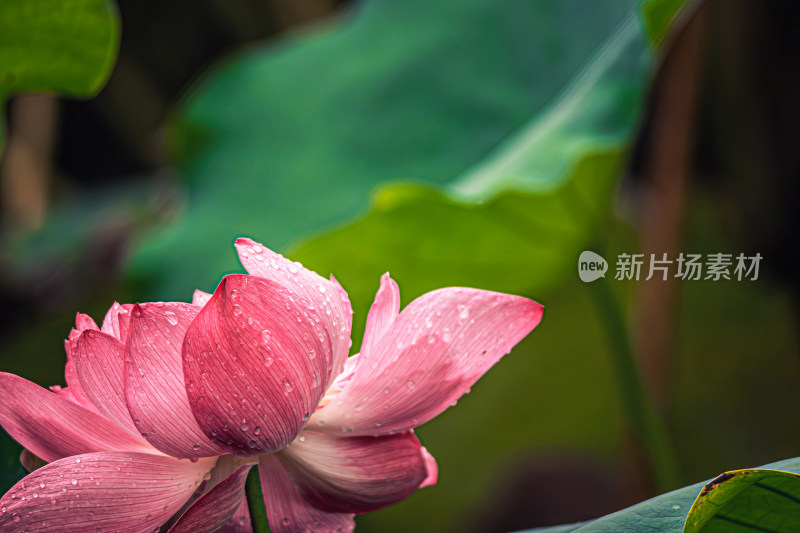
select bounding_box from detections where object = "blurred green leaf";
[289,0,671,341]
[642,0,694,47]
[519,458,800,533]
[293,150,623,345]
[129,0,662,299]
[0,0,120,148]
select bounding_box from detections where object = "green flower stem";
[590,278,680,492]
[246,465,271,533]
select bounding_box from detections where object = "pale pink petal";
[419,447,439,488]
[183,275,333,455]
[125,303,227,458]
[311,287,543,436]
[168,465,252,533]
[0,452,216,532]
[219,498,253,533]
[100,302,134,341]
[259,454,354,533]
[360,273,400,361]
[278,430,431,513]
[73,330,139,434]
[193,289,213,307]
[0,373,152,462]
[235,238,352,388]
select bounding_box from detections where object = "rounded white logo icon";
[578,251,608,282]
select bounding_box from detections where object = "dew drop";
[283,379,294,393]
[164,311,179,326]
[443,328,452,342]
[241,420,250,432]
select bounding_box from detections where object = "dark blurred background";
[1,0,799,532]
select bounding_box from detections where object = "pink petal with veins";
[168,465,252,533]
[74,313,99,332]
[183,275,332,456]
[311,283,543,436]
[0,373,151,462]
[100,302,134,341]
[0,452,215,532]
[73,330,139,434]
[258,454,354,533]
[235,238,353,388]
[278,430,431,513]
[125,303,227,458]
[219,497,253,533]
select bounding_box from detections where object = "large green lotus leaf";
[0,0,119,148]
[290,0,666,342]
[293,150,623,345]
[520,458,800,533]
[127,0,674,299]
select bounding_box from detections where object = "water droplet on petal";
[164,311,179,326]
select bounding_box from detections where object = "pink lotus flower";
[0,238,543,532]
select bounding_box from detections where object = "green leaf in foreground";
[518,458,800,533]
[0,0,120,148]
[684,462,800,533]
